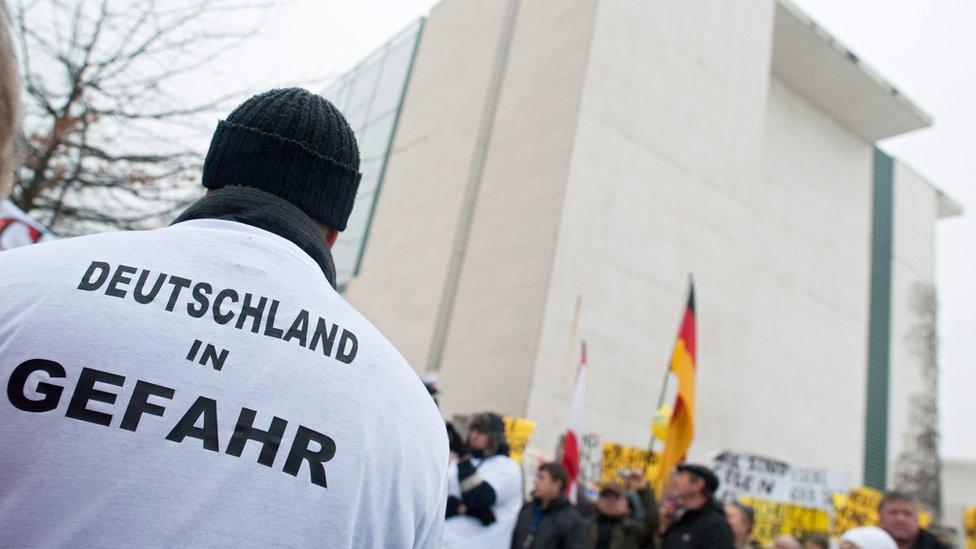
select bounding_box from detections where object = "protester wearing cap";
[658,463,735,549]
[0,88,448,547]
[577,468,658,549]
[510,462,586,549]
[444,412,524,548]
[876,491,949,549]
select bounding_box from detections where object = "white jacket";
[0,218,448,547]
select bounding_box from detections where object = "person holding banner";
[445,412,523,549]
[578,469,658,549]
[658,464,734,549]
[876,492,949,549]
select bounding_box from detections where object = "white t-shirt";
[0,219,448,548]
[443,454,523,549]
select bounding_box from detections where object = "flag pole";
[563,295,583,374]
[557,295,582,462]
[647,360,671,456]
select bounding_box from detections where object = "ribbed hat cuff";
[202,120,362,231]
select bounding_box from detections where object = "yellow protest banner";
[832,486,883,537]
[600,442,657,484]
[503,417,536,464]
[965,507,976,549]
[740,496,830,546]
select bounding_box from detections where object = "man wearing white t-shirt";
[0,88,448,547]
[444,412,523,548]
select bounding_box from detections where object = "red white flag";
[562,341,587,502]
[0,200,55,251]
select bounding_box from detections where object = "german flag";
[653,282,697,495]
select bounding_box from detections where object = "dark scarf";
[172,186,337,288]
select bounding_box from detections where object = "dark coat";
[581,487,659,549]
[912,528,950,549]
[511,496,587,549]
[659,500,734,549]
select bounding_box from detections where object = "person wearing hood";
[510,462,586,549]
[0,88,448,547]
[444,411,524,548]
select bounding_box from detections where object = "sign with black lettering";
[712,451,848,510]
[740,496,830,546]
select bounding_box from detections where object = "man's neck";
[537,495,557,509]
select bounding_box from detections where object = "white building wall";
[343,0,511,368]
[524,0,876,483]
[434,0,601,417]
[887,162,940,487]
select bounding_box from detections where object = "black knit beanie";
[202,88,361,231]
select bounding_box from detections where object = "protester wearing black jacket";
[658,464,735,549]
[511,463,586,549]
[910,529,951,549]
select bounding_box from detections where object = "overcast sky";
[204,0,974,460]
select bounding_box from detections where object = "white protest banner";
[0,199,55,251]
[578,432,603,486]
[712,450,848,511]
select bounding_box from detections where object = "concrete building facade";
[328,0,962,502]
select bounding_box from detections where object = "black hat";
[202,88,362,231]
[676,463,720,494]
[469,412,507,455]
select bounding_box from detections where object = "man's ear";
[324,227,340,249]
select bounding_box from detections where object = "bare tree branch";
[11,0,273,235]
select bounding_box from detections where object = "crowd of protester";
[436,403,953,549]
